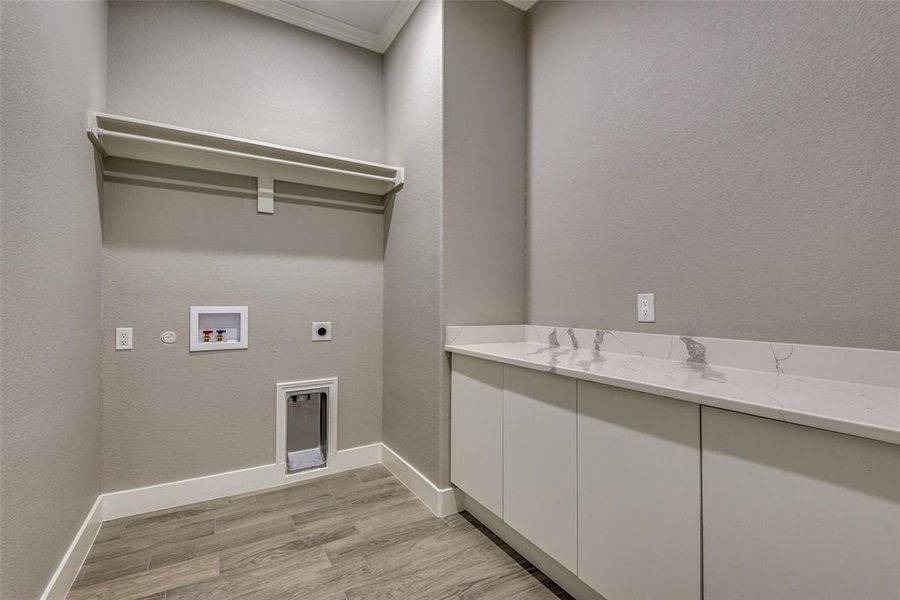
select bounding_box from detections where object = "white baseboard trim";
[380,443,462,518]
[43,441,457,599]
[102,442,381,521]
[40,495,104,600]
[463,494,606,600]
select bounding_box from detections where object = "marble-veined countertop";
[445,325,900,446]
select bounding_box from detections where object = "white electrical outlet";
[116,327,133,350]
[637,293,655,322]
[312,321,332,342]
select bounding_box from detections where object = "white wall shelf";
[87,111,404,214]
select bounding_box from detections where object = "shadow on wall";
[382,189,399,256]
[703,409,900,506]
[100,157,384,261]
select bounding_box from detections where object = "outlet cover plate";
[637,293,655,322]
[116,327,133,350]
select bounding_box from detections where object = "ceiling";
[222,0,538,53]
[284,1,402,34]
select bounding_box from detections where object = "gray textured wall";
[102,0,385,491]
[527,1,900,350]
[443,0,526,326]
[381,0,526,488]
[439,0,527,489]
[0,1,106,597]
[382,0,446,486]
[107,0,383,160]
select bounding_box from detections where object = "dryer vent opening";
[286,389,328,473]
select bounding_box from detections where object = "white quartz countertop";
[445,326,900,446]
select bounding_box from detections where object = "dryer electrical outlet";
[312,322,332,341]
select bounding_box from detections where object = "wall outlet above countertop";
[637,293,655,322]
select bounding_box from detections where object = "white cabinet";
[450,354,504,516]
[503,366,578,573]
[702,407,900,600]
[449,354,900,600]
[577,381,701,600]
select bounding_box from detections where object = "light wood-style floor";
[67,465,572,600]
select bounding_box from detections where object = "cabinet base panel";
[462,493,607,600]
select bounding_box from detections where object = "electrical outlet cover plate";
[637,293,655,322]
[116,327,133,350]
[312,322,332,341]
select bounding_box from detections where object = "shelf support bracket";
[257,175,274,214]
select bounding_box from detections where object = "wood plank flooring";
[68,465,572,600]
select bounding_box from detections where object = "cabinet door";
[702,407,900,600]
[577,381,701,600]
[450,354,504,516]
[503,365,577,572]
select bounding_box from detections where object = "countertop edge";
[445,343,900,447]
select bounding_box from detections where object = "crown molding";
[502,0,539,11]
[221,0,420,53]
[377,0,420,52]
